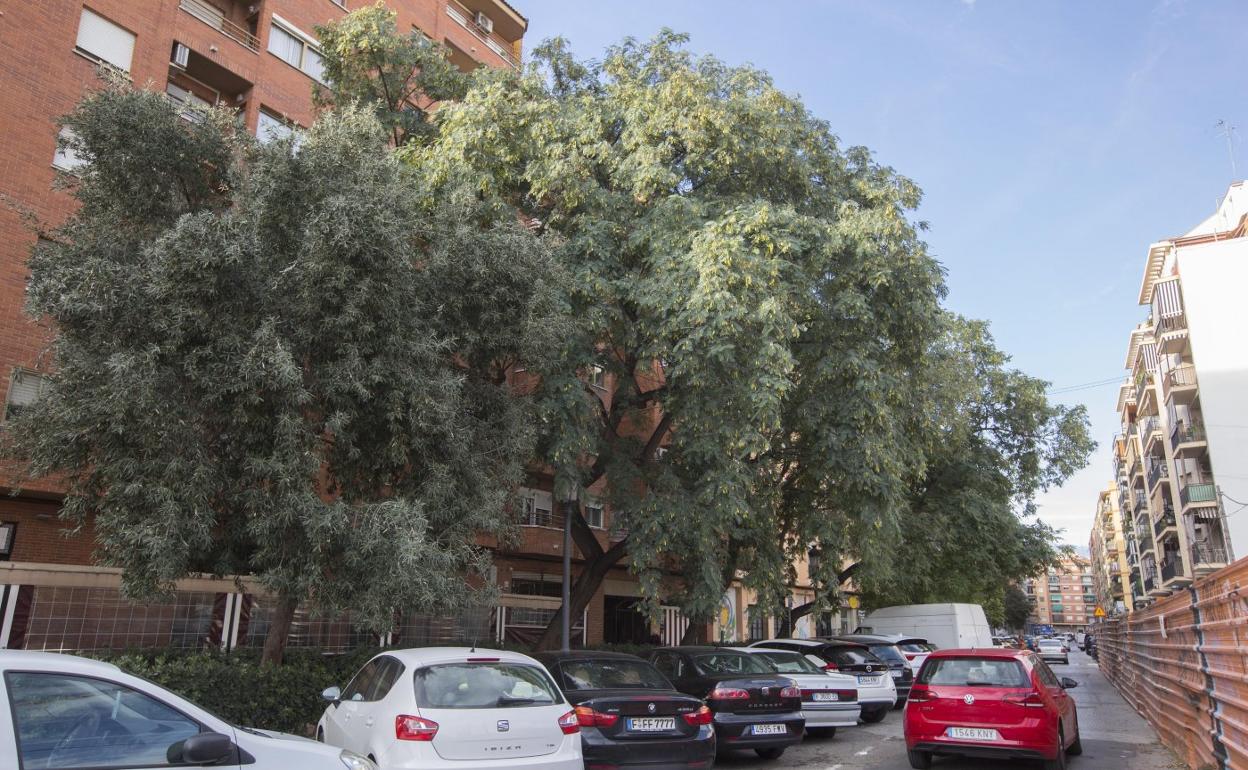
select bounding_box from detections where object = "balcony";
[1180,482,1217,511]
[1171,419,1208,456]
[1143,575,1156,593]
[1160,556,1185,584]
[1146,458,1169,491]
[178,0,259,53]
[446,0,521,68]
[1132,490,1148,512]
[1155,313,1189,355]
[1164,364,1199,404]
[1192,543,1229,570]
[1139,416,1161,446]
[1153,509,1176,537]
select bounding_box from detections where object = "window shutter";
[76,9,136,72]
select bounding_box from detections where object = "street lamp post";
[560,487,578,652]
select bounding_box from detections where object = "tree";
[1003,584,1034,631]
[4,80,562,663]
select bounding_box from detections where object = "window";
[268,18,325,82]
[693,653,774,676]
[583,499,604,529]
[7,671,200,769]
[589,365,606,389]
[52,128,87,173]
[747,605,767,640]
[165,82,214,122]
[918,657,1029,687]
[650,652,681,679]
[518,488,554,527]
[555,658,671,691]
[413,663,559,709]
[508,573,562,598]
[257,109,298,144]
[341,658,383,702]
[75,8,135,72]
[6,370,49,420]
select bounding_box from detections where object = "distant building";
[1089,484,1133,616]
[1022,555,1095,633]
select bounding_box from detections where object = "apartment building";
[1106,182,1248,608]
[1089,484,1133,616]
[1022,555,1096,633]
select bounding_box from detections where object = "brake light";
[395,715,439,741]
[574,705,619,728]
[779,685,801,699]
[904,654,917,661]
[558,709,580,734]
[907,688,935,703]
[822,662,840,672]
[709,686,750,700]
[467,657,501,663]
[682,705,713,726]
[1062,647,1070,653]
[1004,691,1047,709]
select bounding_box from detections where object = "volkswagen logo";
[497,720,510,732]
[963,694,975,705]
[647,702,657,714]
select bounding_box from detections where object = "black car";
[648,647,805,760]
[750,638,896,723]
[536,651,716,770]
[827,634,914,707]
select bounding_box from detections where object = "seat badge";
[497,719,510,732]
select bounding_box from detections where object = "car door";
[4,670,205,770]
[348,657,400,753]
[327,658,382,752]
[1034,659,1075,739]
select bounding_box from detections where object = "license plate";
[751,724,787,736]
[626,717,675,732]
[890,669,904,678]
[857,675,882,686]
[947,727,1001,741]
[810,692,839,702]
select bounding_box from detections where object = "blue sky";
[519,0,1244,547]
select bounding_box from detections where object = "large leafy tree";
[4,81,562,663]
[1003,584,1035,631]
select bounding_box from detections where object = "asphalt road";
[717,649,1182,770]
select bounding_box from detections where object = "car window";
[829,647,879,666]
[918,658,1030,687]
[692,653,773,675]
[556,659,672,690]
[650,653,679,679]
[867,644,907,665]
[897,642,929,654]
[414,663,561,709]
[342,659,382,702]
[369,657,404,701]
[754,652,822,674]
[1034,661,1061,688]
[6,671,202,770]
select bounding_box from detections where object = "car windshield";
[753,651,823,674]
[867,644,907,665]
[556,659,671,691]
[919,658,1030,688]
[414,663,561,709]
[693,653,774,676]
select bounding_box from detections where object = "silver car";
[1036,638,1070,664]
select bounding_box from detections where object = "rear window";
[693,653,774,676]
[414,663,561,709]
[829,647,881,666]
[897,643,930,654]
[556,659,671,691]
[918,658,1030,688]
[754,652,823,674]
[868,645,907,665]
[1038,639,1064,648]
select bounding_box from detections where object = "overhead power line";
[1046,376,1125,396]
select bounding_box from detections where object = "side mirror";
[167,732,234,764]
[1060,677,1078,689]
[322,686,342,704]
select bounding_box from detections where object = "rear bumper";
[712,712,805,751]
[801,704,861,728]
[1039,654,1069,663]
[910,740,1051,761]
[580,726,716,768]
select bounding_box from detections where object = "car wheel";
[1043,727,1068,770]
[1067,718,1083,756]
[755,747,785,760]
[861,706,888,723]
[894,697,907,709]
[808,726,837,738]
[907,749,933,769]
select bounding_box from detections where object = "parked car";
[884,635,935,676]
[829,634,916,706]
[1036,638,1070,665]
[904,648,1081,770]
[319,647,582,769]
[1085,634,1098,660]
[648,646,804,760]
[534,650,716,769]
[731,647,861,736]
[0,651,374,770]
[749,638,897,723]
[859,603,995,649]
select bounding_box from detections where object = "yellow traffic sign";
[847,596,860,610]
[1094,607,1106,618]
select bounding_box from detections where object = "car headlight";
[340,750,377,770]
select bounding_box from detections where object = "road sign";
[847,596,860,610]
[1094,607,1106,618]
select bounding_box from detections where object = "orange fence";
[1096,557,1248,770]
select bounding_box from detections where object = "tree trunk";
[533,540,628,651]
[260,592,299,666]
[787,561,861,630]
[680,619,708,645]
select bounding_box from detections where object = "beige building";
[1023,555,1096,633]
[1089,484,1133,615]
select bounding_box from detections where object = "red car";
[903,647,1082,770]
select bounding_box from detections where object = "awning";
[1152,279,1183,319]
[1140,342,1158,371]
[1191,507,1222,521]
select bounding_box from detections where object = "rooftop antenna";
[1216,119,1239,180]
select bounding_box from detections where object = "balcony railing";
[1171,420,1207,450]
[1193,543,1229,565]
[1156,313,1187,337]
[446,0,520,68]
[1133,490,1148,511]
[1180,482,1217,508]
[179,0,260,52]
[1161,556,1184,582]
[1153,510,1176,537]
[1166,364,1197,395]
[1146,458,1169,490]
[1143,575,1156,592]
[1140,416,1160,443]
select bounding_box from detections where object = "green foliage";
[5,81,563,655]
[1003,584,1034,631]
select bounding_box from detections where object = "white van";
[857,604,994,651]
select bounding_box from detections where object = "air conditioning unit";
[475,11,494,34]
[171,42,190,69]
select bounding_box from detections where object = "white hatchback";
[0,651,373,770]
[318,647,582,770]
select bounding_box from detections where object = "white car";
[1036,638,1070,665]
[0,651,372,770]
[748,639,897,723]
[880,635,933,676]
[318,647,582,769]
[731,647,861,733]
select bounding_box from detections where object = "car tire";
[1067,719,1083,756]
[808,726,837,738]
[1043,727,1069,770]
[861,706,888,723]
[894,697,907,709]
[755,747,785,760]
[907,749,933,769]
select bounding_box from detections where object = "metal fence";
[1095,556,1248,770]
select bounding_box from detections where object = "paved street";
[719,650,1181,770]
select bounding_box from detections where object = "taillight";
[904,654,917,661]
[822,663,840,672]
[907,688,935,703]
[558,709,580,734]
[779,685,801,699]
[1004,691,1046,709]
[709,686,750,700]
[682,705,713,726]
[574,705,619,728]
[1062,647,1070,653]
[395,715,439,741]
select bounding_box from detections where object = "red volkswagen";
[903,648,1082,770]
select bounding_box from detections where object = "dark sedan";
[536,651,715,770]
[648,647,805,761]
[828,634,915,706]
